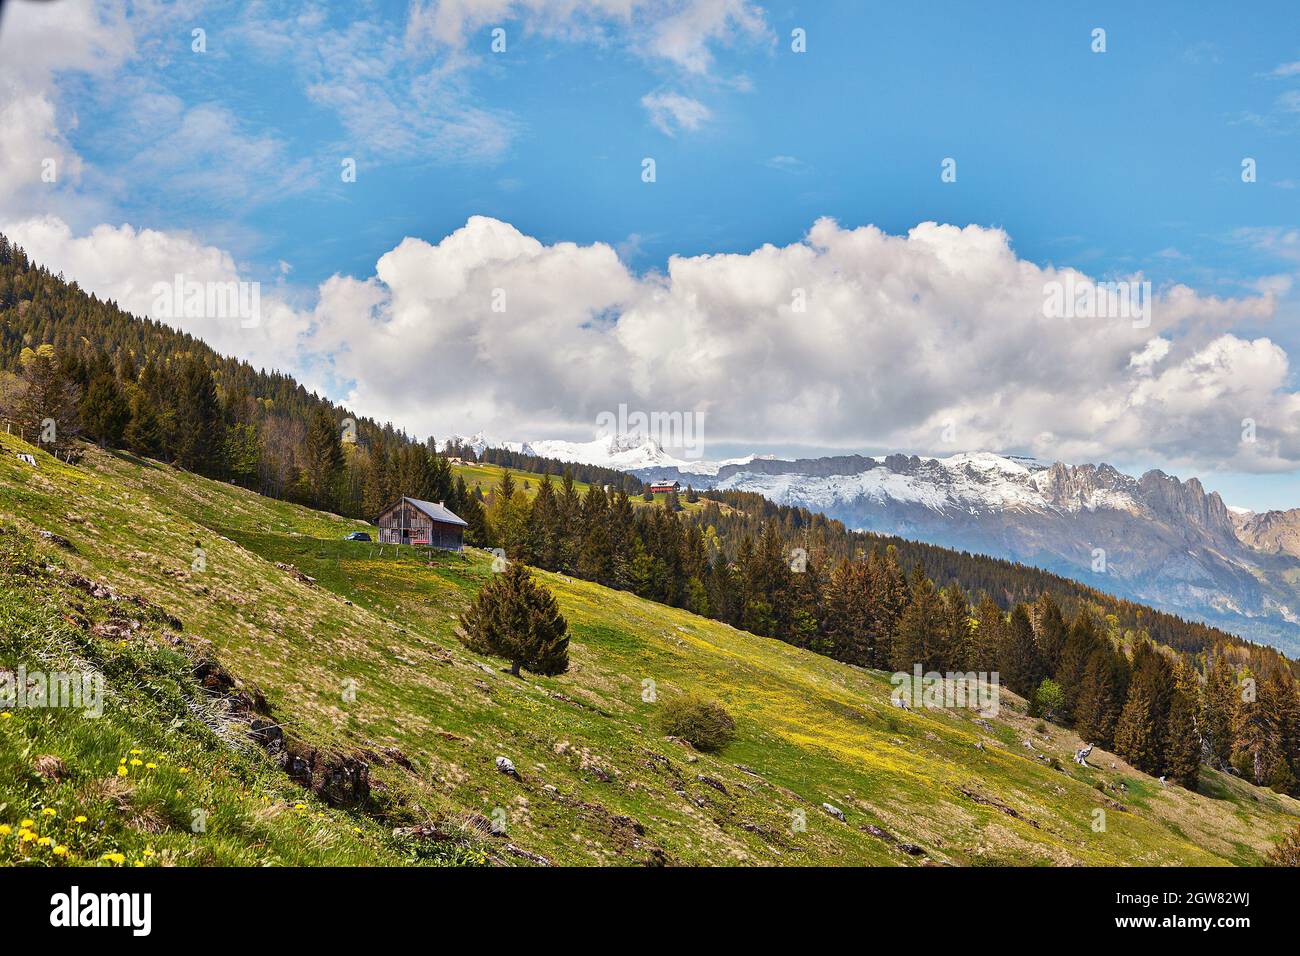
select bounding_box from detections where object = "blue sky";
[5,0,1300,508]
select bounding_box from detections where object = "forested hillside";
[4,233,1299,801]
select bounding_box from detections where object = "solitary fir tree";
[458,563,569,677]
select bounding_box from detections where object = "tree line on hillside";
[5,233,1298,794]
[479,471,1300,793]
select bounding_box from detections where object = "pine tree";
[1202,653,1239,770]
[79,372,130,447]
[173,356,223,475]
[939,584,972,672]
[301,406,344,508]
[458,563,569,676]
[123,385,164,458]
[999,604,1044,699]
[891,570,945,673]
[1055,611,1102,724]
[1074,649,1124,749]
[1034,594,1069,675]
[1164,689,1202,789]
[1115,643,1174,775]
[1115,684,1161,774]
[971,595,1005,672]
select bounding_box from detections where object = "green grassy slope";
[1,435,1297,866]
[452,459,714,513]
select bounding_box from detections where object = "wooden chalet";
[376,497,468,551]
[648,480,681,494]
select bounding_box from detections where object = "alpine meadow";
[1,0,1298,938]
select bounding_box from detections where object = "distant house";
[648,480,681,494]
[376,497,468,550]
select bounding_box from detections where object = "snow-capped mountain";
[686,450,1296,651]
[451,432,758,477]
[448,432,1300,650]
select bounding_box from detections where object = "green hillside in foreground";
[1,435,1297,866]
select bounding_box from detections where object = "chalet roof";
[392,496,468,527]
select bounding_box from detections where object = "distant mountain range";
[450,433,1300,653]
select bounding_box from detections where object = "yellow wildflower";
[129,759,142,767]
[178,767,190,775]
[21,831,36,843]
[0,712,11,720]
[145,762,157,770]
[19,819,34,828]
[0,825,10,836]
[73,815,87,824]
[116,766,128,777]
[40,808,56,817]
[37,836,51,846]
[129,749,142,755]
[52,845,68,857]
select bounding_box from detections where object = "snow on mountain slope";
[512,435,755,476]
[712,452,1147,517]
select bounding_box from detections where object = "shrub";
[1269,823,1300,866]
[657,694,735,751]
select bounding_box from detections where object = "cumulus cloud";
[12,212,1300,473]
[641,91,711,135]
[0,216,311,384]
[0,1,134,208]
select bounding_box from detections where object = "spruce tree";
[1164,690,1202,789]
[458,562,569,676]
[999,604,1044,699]
[173,356,223,475]
[1074,649,1123,749]
[1202,653,1239,770]
[123,385,164,458]
[1055,611,1101,724]
[301,406,344,508]
[80,372,130,447]
[971,595,1005,672]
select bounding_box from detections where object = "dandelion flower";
[0,712,11,719]
[19,819,34,828]
[129,759,142,767]
[52,845,68,856]
[21,831,36,843]
[116,766,128,777]
[40,808,56,817]
[129,749,142,755]
[37,836,52,846]
[73,816,87,824]
[178,767,190,775]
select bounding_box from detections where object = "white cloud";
[0,216,310,382]
[641,91,711,135]
[0,1,134,208]
[15,212,1300,474]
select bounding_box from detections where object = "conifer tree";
[1055,611,1101,723]
[123,385,164,458]
[1202,653,1239,770]
[302,406,344,508]
[999,604,1044,699]
[173,356,223,475]
[458,562,569,676]
[1164,689,1202,789]
[892,570,945,673]
[1074,649,1124,748]
[971,595,1005,672]
[79,372,130,447]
